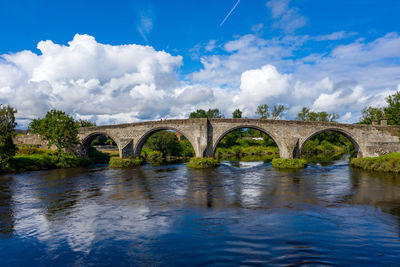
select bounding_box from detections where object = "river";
[1,157,400,265]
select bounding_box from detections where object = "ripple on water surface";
[0,161,400,265]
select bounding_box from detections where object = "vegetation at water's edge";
[272,158,307,169]
[109,157,146,168]
[1,147,91,173]
[350,153,400,173]
[186,157,220,169]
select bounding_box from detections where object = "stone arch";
[80,132,120,158]
[212,125,282,157]
[298,127,362,158]
[134,127,197,157]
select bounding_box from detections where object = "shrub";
[147,151,164,165]
[272,158,307,169]
[350,153,400,173]
[1,154,90,173]
[186,157,220,169]
[109,157,145,168]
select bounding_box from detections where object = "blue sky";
[1,0,400,126]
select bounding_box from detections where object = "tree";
[296,107,339,122]
[256,104,269,119]
[296,107,310,121]
[0,105,17,167]
[359,107,383,124]
[189,108,224,118]
[206,108,224,118]
[232,109,242,118]
[384,91,400,125]
[145,131,182,157]
[29,109,79,160]
[189,109,208,118]
[271,105,287,120]
[78,119,96,127]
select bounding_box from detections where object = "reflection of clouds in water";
[12,174,172,254]
[310,168,353,202]
[240,171,265,206]
[15,200,171,253]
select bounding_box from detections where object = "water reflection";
[0,176,14,237]
[0,161,400,265]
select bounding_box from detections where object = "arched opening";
[135,128,196,165]
[81,133,119,163]
[299,129,361,164]
[213,126,280,166]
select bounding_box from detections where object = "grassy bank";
[109,157,146,168]
[216,145,279,159]
[0,146,100,173]
[272,158,307,169]
[1,154,91,173]
[186,157,220,169]
[350,153,400,173]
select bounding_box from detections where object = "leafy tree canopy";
[0,104,17,166]
[189,108,224,118]
[77,119,96,127]
[232,109,242,118]
[359,107,383,124]
[296,107,339,122]
[271,104,287,120]
[145,131,182,157]
[255,104,269,119]
[29,109,79,158]
[384,91,400,125]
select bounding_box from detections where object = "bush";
[147,151,164,166]
[350,153,400,173]
[186,157,220,169]
[272,158,307,169]
[1,154,90,173]
[109,157,145,168]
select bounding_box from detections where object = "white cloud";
[2,29,400,127]
[314,31,357,41]
[266,0,306,33]
[0,34,186,126]
[236,64,290,103]
[137,12,153,42]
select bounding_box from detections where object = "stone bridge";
[77,118,400,159]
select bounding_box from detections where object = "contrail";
[220,0,241,27]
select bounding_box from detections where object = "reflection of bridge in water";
[78,118,400,159]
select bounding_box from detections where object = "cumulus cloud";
[235,64,290,106]
[2,28,400,127]
[0,34,189,126]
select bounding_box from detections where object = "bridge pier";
[120,139,134,158]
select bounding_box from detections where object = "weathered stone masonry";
[76,118,400,159]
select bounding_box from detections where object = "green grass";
[216,145,279,158]
[2,154,91,173]
[16,145,56,156]
[186,157,220,169]
[350,153,400,173]
[272,158,307,169]
[109,157,146,168]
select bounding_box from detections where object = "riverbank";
[216,145,279,159]
[350,153,400,173]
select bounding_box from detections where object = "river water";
[1,158,400,266]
